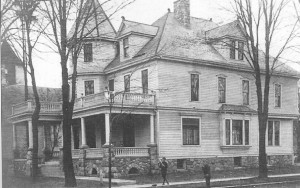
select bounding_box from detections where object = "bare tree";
[10,0,49,178]
[41,0,135,186]
[232,0,298,178]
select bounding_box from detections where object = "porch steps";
[40,160,64,177]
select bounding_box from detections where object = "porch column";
[13,124,17,150]
[105,113,110,145]
[80,117,88,148]
[28,120,33,149]
[150,114,155,144]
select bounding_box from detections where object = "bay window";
[225,119,249,146]
[267,120,280,146]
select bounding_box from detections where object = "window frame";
[83,43,93,62]
[274,84,281,108]
[124,74,130,92]
[84,80,95,96]
[230,40,236,59]
[141,69,148,94]
[224,118,250,146]
[218,77,226,103]
[191,74,199,101]
[267,120,280,146]
[242,80,250,105]
[123,37,129,58]
[238,41,244,60]
[181,117,201,146]
[109,79,114,92]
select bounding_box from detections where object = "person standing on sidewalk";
[202,164,211,187]
[158,157,169,185]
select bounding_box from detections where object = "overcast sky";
[33,0,300,88]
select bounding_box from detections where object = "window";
[84,43,93,62]
[109,79,114,92]
[267,121,280,146]
[242,80,249,105]
[218,77,226,103]
[191,74,199,101]
[142,69,148,94]
[230,40,235,59]
[225,119,249,146]
[234,157,242,167]
[177,159,185,169]
[275,84,281,107]
[182,118,200,145]
[124,75,130,92]
[84,80,94,96]
[123,37,129,57]
[238,41,244,60]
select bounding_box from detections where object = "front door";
[123,122,135,147]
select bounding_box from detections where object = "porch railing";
[11,100,62,115]
[72,149,80,158]
[86,148,103,158]
[114,147,150,157]
[52,150,60,158]
[74,92,155,109]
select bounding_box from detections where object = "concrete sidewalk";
[114,173,300,188]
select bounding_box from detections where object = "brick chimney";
[174,0,190,28]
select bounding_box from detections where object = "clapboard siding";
[107,61,158,94]
[158,109,293,158]
[266,119,294,154]
[156,60,298,115]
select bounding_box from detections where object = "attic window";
[238,41,244,60]
[229,40,244,60]
[84,43,93,62]
[230,40,235,59]
[123,37,129,57]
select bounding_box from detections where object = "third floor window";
[84,43,93,62]
[123,37,129,58]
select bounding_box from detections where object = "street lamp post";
[104,87,114,188]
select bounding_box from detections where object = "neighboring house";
[1,40,24,86]
[10,0,300,177]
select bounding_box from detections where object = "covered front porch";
[71,113,155,159]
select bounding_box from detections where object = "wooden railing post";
[27,100,32,111]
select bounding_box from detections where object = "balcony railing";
[114,147,150,157]
[74,92,155,109]
[11,92,155,116]
[11,100,62,116]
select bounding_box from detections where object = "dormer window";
[230,40,235,59]
[238,41,244,60]
[229,40,244,60]
[84,43,93,62]
[123,37,129,57]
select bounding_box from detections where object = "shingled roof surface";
[118,20,159,37]
[68,0,116,39]
[206,20,245,39]
[1,40,22,65]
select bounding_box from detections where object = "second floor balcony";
[11,92,156,117]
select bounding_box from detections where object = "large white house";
[10,0,299,177]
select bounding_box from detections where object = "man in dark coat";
[158,157,169,185]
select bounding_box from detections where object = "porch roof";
[219,104,256,113]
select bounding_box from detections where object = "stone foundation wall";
[166,155,292,173]
[13,159,27,175]
[113,157,150,177]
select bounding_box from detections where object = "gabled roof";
[68,0,116,39]
[206,20,245,40]
[104,13,299,78]
[117,20,158,38]
[1,40,22,65]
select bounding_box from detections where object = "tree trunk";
[25,17,40,179]
[258,115,268,178]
